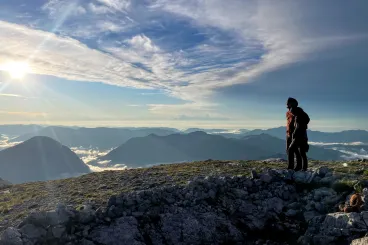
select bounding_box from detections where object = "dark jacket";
[291,107,309,141]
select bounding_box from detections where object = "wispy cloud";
[96,0,131,12]
[0,21,153,89]
[147,103,225,119]
[42,0,87,18]
[1,0,367,120]
[88,3,111,14]
[0,93,25,98]
[0,93,37,99]
[0,111,46,116]
[309,142,367,146]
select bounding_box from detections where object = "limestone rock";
[89,216,144,245]
[2,167,368,245]
[0,228,22,245]
[351,237,368,245]
[20,224,46,239]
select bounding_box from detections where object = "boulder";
[316,167,331,177]
[351,237,368,245]
[293,171,315,184]
[260,174,273,183]
[78,205,96,224]
[89,216,145,245]
[20,224,46,240]
[303,212,368,244]
[0,228,22,245]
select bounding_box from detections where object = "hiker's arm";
[292,116,300,138]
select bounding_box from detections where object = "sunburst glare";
[0,61,31,80]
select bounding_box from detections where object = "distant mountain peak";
[27,136,63,144]
[188,131,208,136]
[0,177,11,188]
[0,136,90,184]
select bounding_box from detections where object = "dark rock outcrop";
[1,167,367,245]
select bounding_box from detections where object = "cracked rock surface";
[1,166,368,245]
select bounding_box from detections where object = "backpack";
[292,107,310,128]
[302,110,310,127]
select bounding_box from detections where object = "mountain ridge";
[11,126,178,149]
[95,131,342,167]
[0,136,90,184]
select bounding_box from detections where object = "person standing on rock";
[286,97,310,171]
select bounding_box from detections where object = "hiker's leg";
[294,148,302,171]
[287,141,297,170]
[300,148,308,171]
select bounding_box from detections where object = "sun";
[1,61,31,80]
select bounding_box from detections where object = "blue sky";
[0,0,367,131]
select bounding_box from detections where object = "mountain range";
[0,136,90,184]
[0,125,366,185]
[0,125,43,137]
[7,126,368,152]
[94,132,342,168]
[241,127,368,143]
[11,126,178,150]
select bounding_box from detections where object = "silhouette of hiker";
[286,98,310,171]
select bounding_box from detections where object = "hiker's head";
[286,97,298,109]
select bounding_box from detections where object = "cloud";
[96,0,131,12]
[87,164,128,172]
[0,21,154,89]
[0,93,31,99]
[42,0,87,17]
[173,115,230,121]
[338,149,368,160]
[309,142,367,146]
[1,0,368,120]
[0,111,46,116]
[71,146,112,163]
[96,21,124,33]
[69,146,129,171]
[0,93,23,98]
[88,3,111,14]
[314,142,368,160]
[154,0,368,90]
[0,135,21,150]
[126,35,160,52]
[147,103,224,119]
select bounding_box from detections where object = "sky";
[0,0,367,131]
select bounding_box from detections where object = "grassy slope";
[1,160,367,232]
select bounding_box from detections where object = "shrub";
[331,180,355,193]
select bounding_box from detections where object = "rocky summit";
[1,161,368,245]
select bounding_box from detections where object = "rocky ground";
[1,159,368,244]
